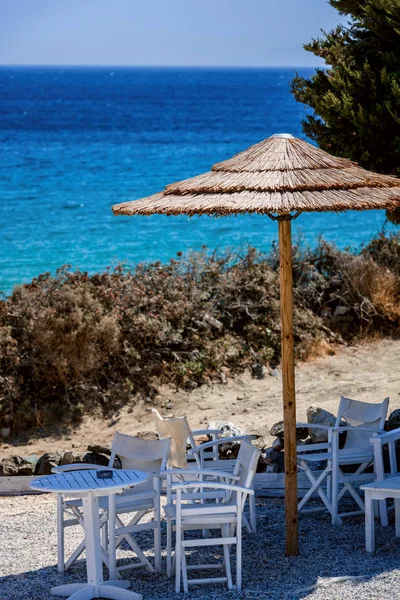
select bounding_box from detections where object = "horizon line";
[0,63,321,69]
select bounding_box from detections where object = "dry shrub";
[0,233,399,434]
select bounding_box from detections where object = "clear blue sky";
[0,0,347,67]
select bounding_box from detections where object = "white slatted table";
[30,469,148,600]
[361,474,400,552]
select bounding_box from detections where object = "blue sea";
[0,67,394,295]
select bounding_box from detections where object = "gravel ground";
[1,494,400,600]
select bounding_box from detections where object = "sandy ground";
[2,338,400,459]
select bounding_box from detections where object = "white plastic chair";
[152,408,258,532]
[55,433,171,575]
[297,396,389,525]
[164,441,260,592]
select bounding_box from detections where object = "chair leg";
[57,495,65,573]
[331,464,339,526]
[166,519,172,578]
[395,498,400,538]
[222,525,233,590]
[154,481,161,573]
[249,494,257,533]
[175,528,182,593]
[236,518,242,592]
[181,545,188,593]
[365,493,375,552]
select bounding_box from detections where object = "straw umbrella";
[112,133,400,556]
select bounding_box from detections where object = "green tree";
[291,0,400,223]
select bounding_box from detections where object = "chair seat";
[298,449,374,465]
[164,501,237,521]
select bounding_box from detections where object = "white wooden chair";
[152,408,258,532]
[297,396,389,525]
[54,433,171,575]
[362,426,400,551]
[151,408,222,468]
[163,442,260,592]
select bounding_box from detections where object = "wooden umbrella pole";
[278,217,299,556]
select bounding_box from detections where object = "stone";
[207,420,243,460]
[263,447,285,471]
[208,420,243,438]
[251,363,265,380]
[1,456,35,476]
[60,451,82,466]
[82,452,109,467]
[269,421,284,438]
[386,409,400,432]
[0,427,10,439]
[307,406,336,443]
[245,427,267,450]
[269,421,308,441]
[34,452,62,475]
[272,437,284,452]
[87,444,111,456]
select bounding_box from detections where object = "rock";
[264,447,285,471]
[386,409,400,432]
[251,363,265,380]
[60,451,83,466]
[269,421,308,441]
[87,444,111,456]
[203,314,223,331]
[34,452,62,475]
[269,421,284,438]
[166,402,174,409]
[185,380,198,390]
[245,427,267,450]
[307,406,336,443]
[0,427,10,439]
[82,452,110,467]
[1,456,35,476]
[207,420,243,460]
[219,372,228,385]
[272,437,284,452]
[208,420,243,438]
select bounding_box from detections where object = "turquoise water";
[0,66,394,295]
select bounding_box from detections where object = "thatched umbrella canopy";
[112,134,400,556]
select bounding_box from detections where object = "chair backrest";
[152,408,195,468]
[109,432,172,474]
[337,396,389,451]
[233,441,261,491]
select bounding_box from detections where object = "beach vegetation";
[0,233,399,434]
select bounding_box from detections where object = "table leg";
[108,493,117,580]
[395,498,400,538]
[52,492,140,599]
[365,492,375,553]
